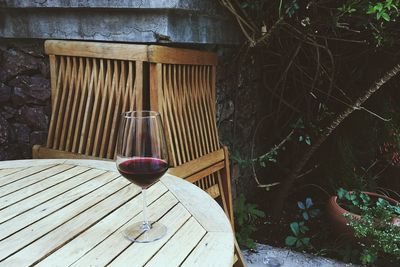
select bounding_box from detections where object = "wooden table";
[0,159,234,267]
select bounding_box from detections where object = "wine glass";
[116,110,169,243]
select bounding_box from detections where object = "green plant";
[366,0,399,22]
[234,194,266,249]
[347,200,400,265]
[337,0,400,46]
[285,221,311,248]
[337,188,371,213]
[285,197,319,248]
[297,197,320,220]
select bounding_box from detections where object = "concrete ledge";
[0,0,241,44]
[1,0,221,14]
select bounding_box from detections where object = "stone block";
[0,115,10,145]
[0,143,31,160]
[1,105,18,120]
[18,106,49,130]
[30,131,47,145]
[0,47,43,81]
[9,75,51,104]
[11,123,30,143]
[0,83,11,103]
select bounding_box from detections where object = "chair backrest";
[147,47,233,223]
[41,41,146,159]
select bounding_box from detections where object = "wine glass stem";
[142,188,151,231]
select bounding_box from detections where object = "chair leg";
[221,146,234,227]
[32,144,41,159]
[233,238,247,267]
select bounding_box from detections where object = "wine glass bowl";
[116,110,169,243]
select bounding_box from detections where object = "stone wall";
[216,48,260,195]
[0,39,50,160]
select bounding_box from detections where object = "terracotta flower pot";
[326,192,399,240]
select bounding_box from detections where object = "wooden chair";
[34,40,246,266]
[147,47,246,266]
[33,41,146,160]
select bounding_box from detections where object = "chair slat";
[60,57,78,150]
[66,57,84,151]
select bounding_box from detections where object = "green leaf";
[238,216,244,226]
[381,12,390,21]
[245,238,255,249]
[302,211,309,220]
[377,198,390,207]
[297,201,305,210]
[285,236,298,246]
[290,222,300,236]
[299,224,309,234]
[305,198,313,208]
[360,193,370,204]
[301,237,310,245]
[361,249,377,264]
[348,193,356,201]
[309,209,320,218]
[393,205,400,215]
[252,209,266,218]
[367,6,376,14]
[337,188,347,199]
[299,136,304,142]
[305,136,311,145]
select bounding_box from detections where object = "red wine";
[118,158,168,188]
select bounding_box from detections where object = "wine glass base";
[124,221,167,243]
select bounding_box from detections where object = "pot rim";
[331,191,399,216]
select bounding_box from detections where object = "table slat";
[181,232,234,267]
[0,169,113,239]
[0,177,130,261]
[0,159,66,169]
[0,167,26,177]
[0,164,56,188]
[160,175,232,232]
[144,217,206,267]
[0,166,90,210]
[1,183,141,266]
[37,183,169,267]
[0,165,73,197]
[109,203,191,267]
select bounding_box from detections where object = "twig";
[251,128,294,188]
[255,165,319,189]
[310,34,367,43]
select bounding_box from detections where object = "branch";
[273,63,400,218]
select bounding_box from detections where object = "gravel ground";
[243,243,360,267]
